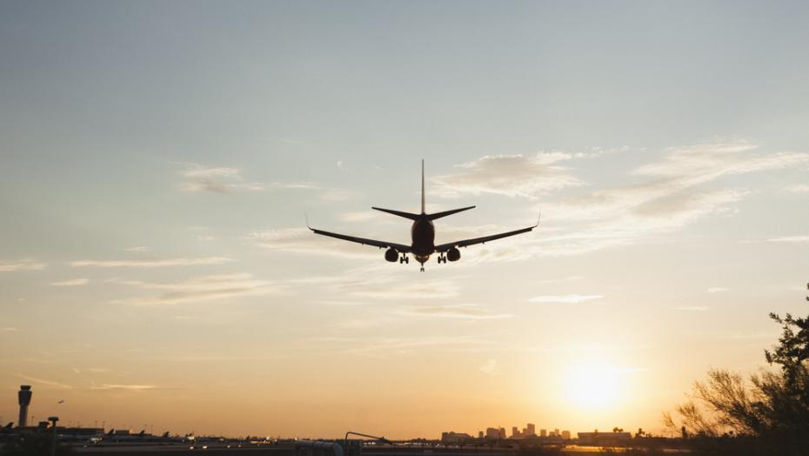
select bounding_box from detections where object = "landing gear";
[399,255,409,264]
[437,254,447,264]
[420,264,425,272]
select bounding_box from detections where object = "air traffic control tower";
[18,385,32,428]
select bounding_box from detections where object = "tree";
[665,284,809,445]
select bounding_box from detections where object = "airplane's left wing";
[435,217,539,252]
[308,226,411,252]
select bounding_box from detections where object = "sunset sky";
[2,0,809,439]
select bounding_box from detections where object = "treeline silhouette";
[664,283,809,455]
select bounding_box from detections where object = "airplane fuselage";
[410,216,435,263]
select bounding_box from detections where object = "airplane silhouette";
[308,160,538,271]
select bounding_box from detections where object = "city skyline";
[2,0,809,439]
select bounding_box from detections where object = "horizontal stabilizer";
[426,205,476,220]
[372,207,420,220]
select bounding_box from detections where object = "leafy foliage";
[665,284,809,453]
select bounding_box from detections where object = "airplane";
[308,160,539,271]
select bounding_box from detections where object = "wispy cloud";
[17,374,72,390]
[0,259,45,272]
[70,257,233,268]
[479,359,498,375]
[707,287,729,293]
[432,152,584,199]
[787,184,809,193]
[50,278,89,287]
[250,228,380,259]
[124,246,149,252]
[315,335,496,358]
[528,295,603,304]
[676,306,709,311]
[348,279,461,300]
[765,235,809,243]
[114,273,280,305]
[90,384,161,391]
[398,304,511,319]
[177,163,317,194]
[529,142,809,256]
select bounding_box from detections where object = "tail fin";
[421,159,425,214]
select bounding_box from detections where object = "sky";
[1,0,809,439]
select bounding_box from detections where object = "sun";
[563,361,624,410]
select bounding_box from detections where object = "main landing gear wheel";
[399,255,409,264]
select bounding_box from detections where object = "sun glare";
[563,361,624,410]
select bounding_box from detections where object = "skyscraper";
[18,385,32,428]
[526,423,536,436]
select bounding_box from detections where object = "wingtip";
[304,212,313,231]
[534,211,541,228]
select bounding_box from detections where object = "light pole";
[48,416,59,456]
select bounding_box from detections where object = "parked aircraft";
[308,160,538,271]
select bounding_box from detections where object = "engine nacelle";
[385,248,399,262]
[447,247,461,262]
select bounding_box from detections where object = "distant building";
[441,432,475,445]
[485,428,500,439]
[511,427,520,438]
[478,431,484,439]
[499,428,506,439]
[18,385,32,428]
[561,430,571,440]
[526,423,536,436]
[577,432,632,446]
[553,429,559,437]
[540,429,547,437]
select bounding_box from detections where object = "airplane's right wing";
[435,217,539,251]
[308,226,411,252]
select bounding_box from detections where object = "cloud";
[182,167,240,179]
[432,152,583,199]
[70,257,233,268]
[338,211,380,223]
[348,279,461,300]
[315,335,496,357]
[765,235,809,243]
[90,384,160,391]
[114,273,280,305]
[17,374,72,390]
[398,304,512,319]
[250,228,381,259]
[528,142,809,256]
[124,246,149,252]
[528,295,603,304]
[707,287,729,293]
[675,306,709,311]
[0,259,45,272]
[2,327,19,332]
[177,163,317,194]
[787,184,809,193]
[480,359,498,375]
[50,278,89,287]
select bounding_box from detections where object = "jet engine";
[447,247,461,262]
[385,248,398,262]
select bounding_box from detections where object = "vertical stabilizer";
[421,159,425,214]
